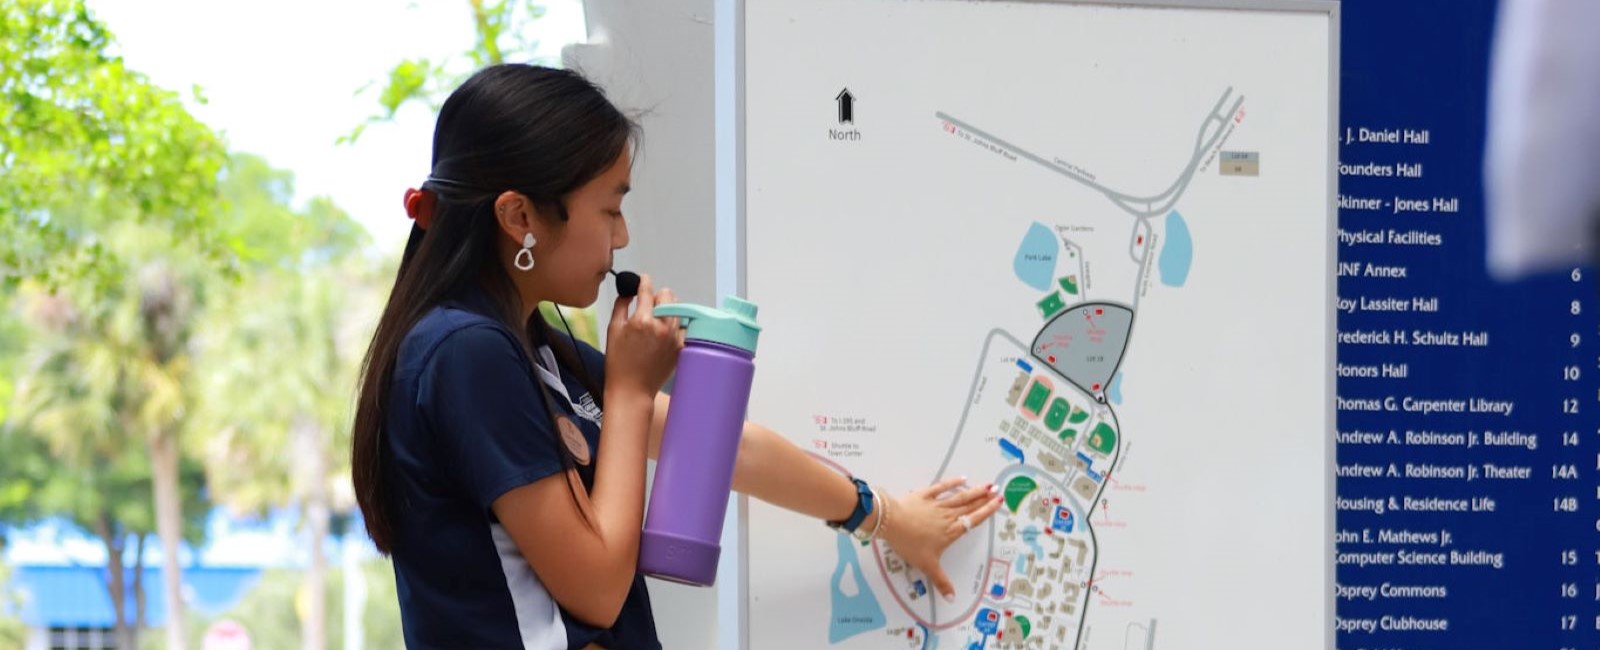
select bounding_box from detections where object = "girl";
[350,64,1002,649]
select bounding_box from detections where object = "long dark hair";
[352,64,637,554]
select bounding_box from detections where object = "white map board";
[739,1,1337,648]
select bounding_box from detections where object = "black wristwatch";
[827,477,875,534]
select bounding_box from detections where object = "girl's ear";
[494,191,547,243]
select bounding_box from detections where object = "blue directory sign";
[1336,1,1600,646]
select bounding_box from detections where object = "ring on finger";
[958,514,972,531]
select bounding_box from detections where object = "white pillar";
[568,0,725,647]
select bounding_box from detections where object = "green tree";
[3,277,210,649]
[3,4,237,640]
[0,0,231,288]
[344,0,549,144]
[0,299,24,447]
[0,300,25,647]
[189,154,378,650]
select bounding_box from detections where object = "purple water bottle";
[638,296,762,586]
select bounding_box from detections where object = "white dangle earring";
[515,232,537,271]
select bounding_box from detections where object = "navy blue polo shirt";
[383,288,660,649]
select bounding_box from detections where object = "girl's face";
[498,149,633,310]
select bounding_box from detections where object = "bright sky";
[90,0,590,251]
[5,0,589,567]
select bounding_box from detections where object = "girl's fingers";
[634,274,656,318]
[611,292,632,328]
[919,476,969,499]
[652,289,678,330]
[655,289,679,331]
[952,495,1004,539]
[924,562,956,602]
[940,482,998,510]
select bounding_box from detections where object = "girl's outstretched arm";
[648,393,1003,599]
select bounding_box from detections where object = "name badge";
[555,415,591,466]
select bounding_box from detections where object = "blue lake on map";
[1159,211,1193,287]
[828,533,886,642]
[1014,222,1058,291]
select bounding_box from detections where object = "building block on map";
[1006,371,1029,406]
[1028,424,1048,445]
[1052,506,1075,532]
[1068,538,1089,564]
[976,609,1000,635]
[1073,476,1097,502]
[1029,495,1054,521]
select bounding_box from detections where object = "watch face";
[556,416,591,466]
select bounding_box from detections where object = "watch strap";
[826,477,875,533]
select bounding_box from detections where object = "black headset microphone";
[608,269,642,299]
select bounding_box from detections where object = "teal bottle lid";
[654,296,762,353]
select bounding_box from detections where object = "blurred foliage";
[9,229,204,483]
[0,304,23,429]
[185,153,385,649]
[342,0,548,145]
[189,153,376,518]
[168,557,404,650]
[1,218,215,645]
[1,7,386,639]
[0,141,389,650]
[0,0,232,289]
[0,2,231,643]
[540,302,600,348]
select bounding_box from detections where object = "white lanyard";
[532,345,603,424]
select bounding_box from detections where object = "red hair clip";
[403,188,437,231]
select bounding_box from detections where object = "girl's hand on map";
[880,476,1004,601]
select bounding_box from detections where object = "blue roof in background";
[8,565,260,628]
